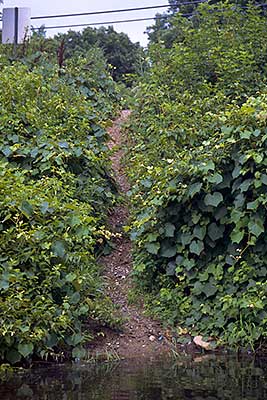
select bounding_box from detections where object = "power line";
[31,15,178,31]
[28,2,267,32]
[29,0,267,30]
[30,1,206,20]
[2,2,267,26]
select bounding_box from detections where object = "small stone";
[149,335,156,342]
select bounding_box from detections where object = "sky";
[0,0,168,46]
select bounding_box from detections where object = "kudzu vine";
[126,3,267,349]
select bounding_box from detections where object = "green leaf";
[166,262,176,276]
[141,178,152,188]
[207,173,223,185]
[234,194,245,208]
[51,240,66,258]
[40,201,49,214]
[204,192,223,207]
[147,233,158,242]
[240,179,252,193]
[164,223,175,237]
[66,273,77,282]
[193,225,206,240]
[247,200,259,210]
[0,279,9,290]
[183,258,195,271]
[254,154,263,163]
[18,342,34,358]
[58,141,69,149]
[67,333,83,346]
[188,182,202,198]
[68,214,81,227]
[192,212,201,224]
[248,219,264,238]
[193,281,203,295]
[221,125,234,135]
[202,282,217,297]
[46,333,59,348]
[231,229,245,244]
[72,347,86,360]
[145,242,160,255]
[189,240,204,255]
[70,292,81,305]
[240,130,252,139]
[30,147,39,158]
[261,174,267,185]
[208,223,225,241]
[200,160,215,173]
[74,146,82,157]
[160,242,177,258]
[253,129,261,137]
[232,165,241,179]
[6,349,21,365]
[214,206,227,221]
[230,209,244,223]
[181,232,193,246]
[20,200,33,218]
[2,146,12,157]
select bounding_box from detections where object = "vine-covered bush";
[0,47,120,364]
[126,4,267,349]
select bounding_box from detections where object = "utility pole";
[2,7,31,44]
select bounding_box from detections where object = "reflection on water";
[1,354,267,399]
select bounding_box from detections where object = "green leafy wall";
[0,46,119,364]
[126,3,267,349]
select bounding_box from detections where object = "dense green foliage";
[147,0,267,46]
[0,44,120,364]
[126,4,267,349]
[53,26,143,83]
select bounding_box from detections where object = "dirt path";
[88,111,171,359]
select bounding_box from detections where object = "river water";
[1,354,267,399]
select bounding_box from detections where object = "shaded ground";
[88,111,172,359]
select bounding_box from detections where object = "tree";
[56,26,143,83]
[147,0,267,46]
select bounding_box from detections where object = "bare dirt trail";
[89,111,171,359]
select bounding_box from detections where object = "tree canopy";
[147,0,267,46]
[55,26,143,83]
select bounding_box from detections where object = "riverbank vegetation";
[0,41,121,364]
[126,3,267,350]
[2,0,267,366]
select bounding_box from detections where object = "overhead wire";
[30,1,206,20]
[31,15,184,31]
[1,2,267,29]
[29,2,267,32]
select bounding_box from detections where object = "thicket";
[126,4,267,349]
[34,26,145,84]
[147,0,267,46]
[0,42,120,364]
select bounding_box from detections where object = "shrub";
[0,49,119,364]
[126,4,267,349]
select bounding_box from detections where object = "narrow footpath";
[89,111,170,359]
